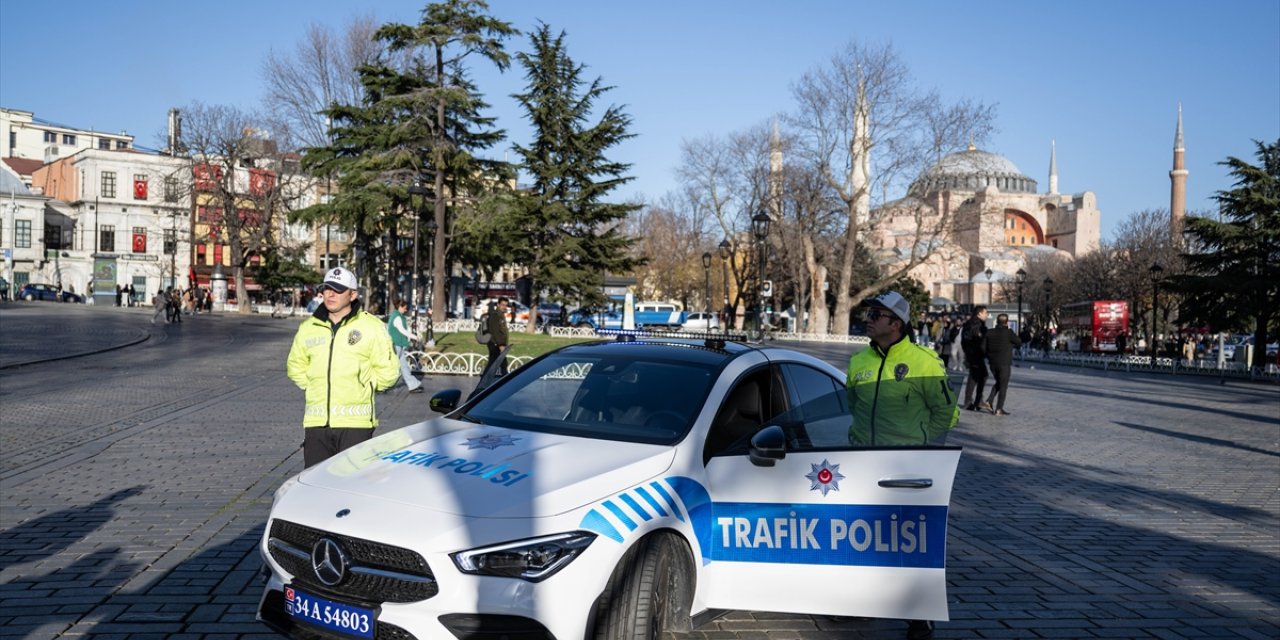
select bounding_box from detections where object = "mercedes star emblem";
[311,538,350,587]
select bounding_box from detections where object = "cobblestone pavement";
[1,302,1277,639]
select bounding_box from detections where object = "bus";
[1057,300,1130,353]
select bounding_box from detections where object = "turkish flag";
[132,232,146,253]
[133,178,148,199]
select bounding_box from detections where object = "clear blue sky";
[2,0,1276,241]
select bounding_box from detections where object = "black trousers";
[964,360,988,407]
[987,363,1012,410]
[487,342,508,375]
[303,427,374,468]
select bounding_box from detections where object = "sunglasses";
[864,309,891,322]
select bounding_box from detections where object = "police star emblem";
[463,434,520,450]
[805,459,845,497]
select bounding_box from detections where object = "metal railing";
[1017,350,1280,382]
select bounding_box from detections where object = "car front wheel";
[593,533,693,640]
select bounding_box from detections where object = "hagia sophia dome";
[911,145,1038,195]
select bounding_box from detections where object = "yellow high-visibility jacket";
[287,304,400,429]
[847,335,959,446]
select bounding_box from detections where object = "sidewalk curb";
[0,328,151,370]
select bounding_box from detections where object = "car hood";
[296,417,675,519]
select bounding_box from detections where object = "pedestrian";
[286,267,400,468]
[934,318,954,370]
[387,298,423,393]
[961,306,990,411]
[167,288,182,323]
[151,289,168,325]
[983,313,1021,416]
[115,285,123,307]
[845,291,957,640]
[486,297,511,376]
[948,318,965,371]
[1019,325,1033,358]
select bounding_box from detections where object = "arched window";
[1003,210,1044,246]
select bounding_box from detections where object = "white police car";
[257,331,961,639]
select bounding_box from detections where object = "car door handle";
[878,478,933,489]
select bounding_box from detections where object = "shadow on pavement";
[0,486,145,572]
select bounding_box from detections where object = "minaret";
[1169,104,1187,234]
[1048,139,1058,195]
[851,74,871,229]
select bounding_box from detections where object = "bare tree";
[180,102,312,313]
[789,41,995,333]
[261,15,386,150]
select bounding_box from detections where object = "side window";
[779,364,851,449]
[703,366,787,463]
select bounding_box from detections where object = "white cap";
[865,291,911,325]
[319,267,358,293]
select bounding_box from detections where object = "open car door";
[693,363,961,622]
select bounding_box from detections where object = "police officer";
[286,267,400,467]
[846,291,958,640]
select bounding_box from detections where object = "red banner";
[132,232,146,253]
[133,178,148,200]
[193,163,223,191]
[249,168,275,196]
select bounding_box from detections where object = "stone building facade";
[867,143,1100,306]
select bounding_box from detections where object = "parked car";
[567,307,623,330]
[18,283,82,303]
[682,311,721,331]
[257,331,961,638]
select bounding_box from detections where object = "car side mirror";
[430,389,462,414]
[748,425,786,467]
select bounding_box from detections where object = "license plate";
[285,586,376,639]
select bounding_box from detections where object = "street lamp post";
[1149,263,1163,367]
[751,212,771,341]
[408,182,430,327]
[424,217,438,345]
[985,267,993,305]
[718,239,731,328]
[1042,277,1053,355]
[701,251,712,316]
[1015,268,1026,335]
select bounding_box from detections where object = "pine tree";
[376,0,516,322]
[510,24,640,325]
[1174,139,1279,370]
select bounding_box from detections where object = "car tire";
[593,533,693,640]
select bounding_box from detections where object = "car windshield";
[461,351,717,445]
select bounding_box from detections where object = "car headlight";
[452,532,596,582]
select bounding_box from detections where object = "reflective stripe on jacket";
[847,336,959,446]
[286,305,400,429]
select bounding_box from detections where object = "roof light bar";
[593,327,751,348]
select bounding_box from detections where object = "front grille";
[438,614,552,640]
[269,519,439,603]
[260,588,418,640]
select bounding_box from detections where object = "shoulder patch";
[894,363,909,381]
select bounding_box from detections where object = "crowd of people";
[149,286,211,324]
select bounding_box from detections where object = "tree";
[180,102,310,314]
[1174,139,1280,370]
[509,24,640,327]
[789,41,996,334]
[261,15,388,150]
[377,0,517,322]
